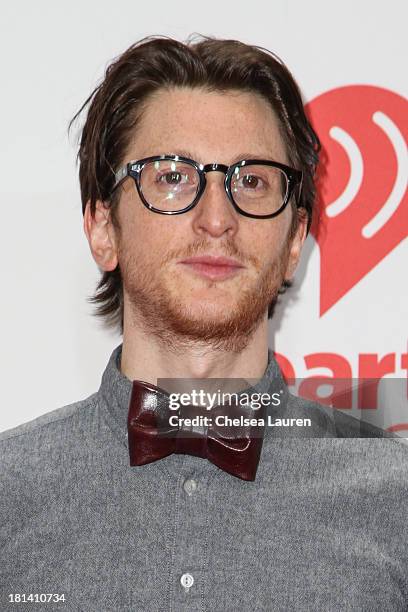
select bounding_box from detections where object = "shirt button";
[180,573,194,592]
[183,478,198,496]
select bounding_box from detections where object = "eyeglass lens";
[139,159,289,215]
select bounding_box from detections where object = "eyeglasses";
[110,154,303,219]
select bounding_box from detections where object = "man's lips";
[178,255,245,281]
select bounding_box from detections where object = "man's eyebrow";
[158,148,279,164]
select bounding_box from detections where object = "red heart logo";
[306,86,407,316]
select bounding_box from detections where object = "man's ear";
[284,209,308,281]
[83,200,118,271]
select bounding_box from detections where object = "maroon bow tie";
[127,379,266,481]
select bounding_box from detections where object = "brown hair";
[69,34,320,334]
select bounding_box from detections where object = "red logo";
[306,86,407,316]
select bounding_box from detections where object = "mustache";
[164,238,260,270]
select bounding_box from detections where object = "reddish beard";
[118,235,291,353]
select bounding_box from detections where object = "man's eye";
[242,175,259,188]
[159,171,182,184]
[239,174,266,189]
[156,171,193,186]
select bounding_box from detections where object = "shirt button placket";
[170,472,208,610]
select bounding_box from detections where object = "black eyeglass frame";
[110,154,303,219]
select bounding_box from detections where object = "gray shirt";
[1,344,407,611]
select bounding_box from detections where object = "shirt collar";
[97,343,289,448]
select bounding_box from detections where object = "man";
[1,35,407,612]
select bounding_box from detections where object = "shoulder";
[270,393,408,478]
[0,394,103,545]
[286,390,407,441]
[0,393,105,518]
[0,393,100,464]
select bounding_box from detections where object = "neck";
[120,311,269,384]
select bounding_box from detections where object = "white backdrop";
[1,0,407,433]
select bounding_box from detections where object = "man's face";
[109,87,306,350]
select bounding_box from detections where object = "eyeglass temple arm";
[112,164,130,193]
[295,170,303,206]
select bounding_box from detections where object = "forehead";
[126,86,289,165]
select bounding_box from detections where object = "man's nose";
[190,173,239,238]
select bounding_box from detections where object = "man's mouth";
[178,255,245,281]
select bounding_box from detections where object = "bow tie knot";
[127,379,266,480]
